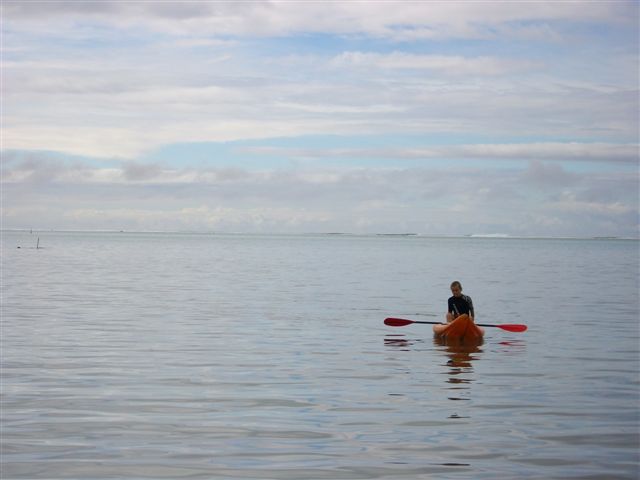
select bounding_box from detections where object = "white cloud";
[4,1,635,40]
[450,143,639,163]
[2,1,637,237]
[3,153,638,236]
[522,161,578,188]
[330,52,539,76]
[3,1,637,158]
[5,72,636,158]
[240,143,639,164]
[60,205,332,232]
[552,197,634,216]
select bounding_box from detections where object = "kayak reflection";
[434,336,483,405]
[435,336,483,372]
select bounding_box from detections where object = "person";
[433,281,484,338]
[446,281,475,323]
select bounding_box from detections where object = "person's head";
[450,281,463,297]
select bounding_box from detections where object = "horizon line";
[2,229,637,241]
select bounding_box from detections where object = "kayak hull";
[433,314,484,342]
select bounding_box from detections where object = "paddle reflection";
[384,334,422,351]
[497,339,527,355]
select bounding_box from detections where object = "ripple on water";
[2,233,638,479]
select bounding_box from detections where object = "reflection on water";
[4,232,637,480]
[434,336,484,367]
[496,339,527,355]
[383,334,425,351]
[434,336,483,412]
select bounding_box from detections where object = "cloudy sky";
[2,1,639,236]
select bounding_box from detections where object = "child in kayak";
[433,281,484,337]
[446,281,475,323]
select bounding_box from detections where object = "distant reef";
[376,233,417,237]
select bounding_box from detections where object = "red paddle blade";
[497,324,528,332]
[384,317,414,327]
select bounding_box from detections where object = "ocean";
[1,231,639,479]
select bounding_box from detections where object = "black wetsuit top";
[448,294,474,318]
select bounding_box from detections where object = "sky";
[2,1,639,237]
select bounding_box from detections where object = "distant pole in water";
[37,237,40,249]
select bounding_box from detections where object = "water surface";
[2,232,638,479]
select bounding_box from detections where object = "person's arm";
[467,296,475,319]
[448,297,458,315]
[446,297,455,322]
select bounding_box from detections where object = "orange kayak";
[433,314,484,342]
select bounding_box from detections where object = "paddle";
[384,317,527,332]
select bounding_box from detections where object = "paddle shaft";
[407,319,496,327]
[384,317,527,332]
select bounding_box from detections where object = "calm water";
[1,231,639,479]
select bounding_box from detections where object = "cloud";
[240,143,639,164]
[451,143,639,163]
[59,205,332,232]
[522,161,578,188]
[121,161,165,181]
[3,152,637,236]
[4,1,635,40]
[2,1,637,237]
[7,57,635,157]
[3,1,637,158]
[551,195,634,216]
[330,52,539,76]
